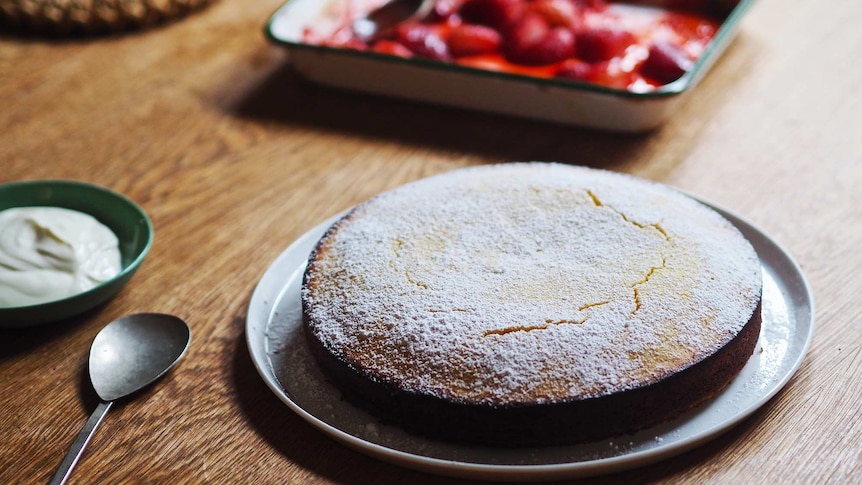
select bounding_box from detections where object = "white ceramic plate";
[246,198,814,481]
[265,0,756,132]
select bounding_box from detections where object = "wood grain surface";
[1,0,860,483]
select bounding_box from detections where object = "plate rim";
[246,195,814,481]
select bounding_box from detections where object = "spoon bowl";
[90,313,191,401]
[50,313,191,485]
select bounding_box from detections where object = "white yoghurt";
[0,207,122,308]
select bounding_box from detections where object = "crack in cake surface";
[471,188,674,335]
[586,189,671,241]
[631,258,668,314]
[483,318,588,337]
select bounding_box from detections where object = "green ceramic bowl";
[0,180,153,327]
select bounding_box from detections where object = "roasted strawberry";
[575,28,636,63]
[395,23,451,61]
[372,40,414,58]
[586,62,634,89]
[639,41,693,84]
[529,0,580,28]
[505,13,575,66]
[460,0,525,30]
[556,58,593,81]
[447,24,503,57]
[506,12,549,50]
[530,27,576,65]
[558,59,633,89]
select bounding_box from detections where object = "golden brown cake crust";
[302,163,763,446]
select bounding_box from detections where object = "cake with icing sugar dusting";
[301,163,762,446]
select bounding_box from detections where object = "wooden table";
[2,0,860,482]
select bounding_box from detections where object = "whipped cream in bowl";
[0,207,123,308]
[0,180,153,327]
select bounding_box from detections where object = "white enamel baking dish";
[265,0,755,132]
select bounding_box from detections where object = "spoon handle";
[49,400,113,485]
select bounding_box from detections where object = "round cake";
[302,163,762,447]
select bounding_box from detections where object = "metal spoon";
[49,313,191,485]
[353,0,437,41]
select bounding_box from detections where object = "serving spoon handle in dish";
[353,0,437,41]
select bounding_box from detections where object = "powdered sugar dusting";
[302,163,761,406]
